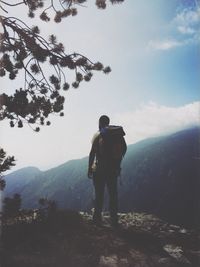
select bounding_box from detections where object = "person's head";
[99,115,110,130]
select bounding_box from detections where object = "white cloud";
[175,8,200,26]
[148,39,182,50]
[175,7,200,37]
[148,6,200,51]
[114,102,200,145]
[177,26,196,35]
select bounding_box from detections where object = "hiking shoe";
[110,218,119,228]
[92,219,103,227]
[92,215,103,226]
[111,222,119,228]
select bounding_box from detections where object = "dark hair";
[99,115,110,128]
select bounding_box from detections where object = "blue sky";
[1,0,199,171]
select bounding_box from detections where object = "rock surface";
[1,212,200,267]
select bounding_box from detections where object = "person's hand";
[87,168,93,179]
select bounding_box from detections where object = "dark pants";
[93,167,119,222]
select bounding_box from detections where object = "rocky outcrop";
[2,211,200,267]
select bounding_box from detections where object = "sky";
[1,0,200,172]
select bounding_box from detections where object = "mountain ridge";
[4,126,200,227]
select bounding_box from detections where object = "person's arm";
[88,136,98,178]
[88,147,96,178]
[122,137,127,157]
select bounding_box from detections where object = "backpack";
[98,125,126,165]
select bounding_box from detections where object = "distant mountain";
[5,159,91,210]
[4,127,200,227]
[4,167,41,196]
[119,127,200,227]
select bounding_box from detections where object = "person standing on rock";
[88,115,127,226]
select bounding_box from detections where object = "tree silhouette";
[0,148,15,190]
[3,193,21,217]
[0,0,124,131]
